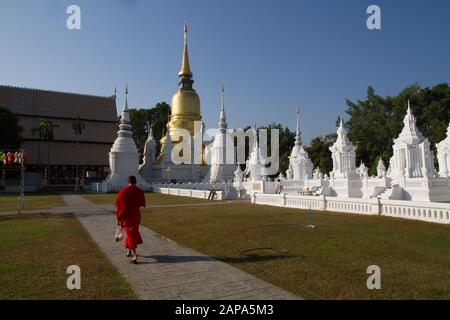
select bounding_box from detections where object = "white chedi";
[286,108,313,180]
[388,101,436,179]
[328,118,362,198]
[376,158,387,178]
[358,162,369,179]
[387,101,449,202]
[244,125,268,181]
[329,118,359,179]
[436,121,450,177]
[103,86,149,191]
[139,124,157,180]
[209,84,236,183]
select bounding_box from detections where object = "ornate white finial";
[124,84,129,111]
[295,107,301,147]
[220,83,225,111]
[407,100,411,114]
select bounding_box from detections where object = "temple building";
[0,85,117,191]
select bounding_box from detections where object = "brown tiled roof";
[0,85,118,122]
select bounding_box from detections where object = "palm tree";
[31,119,59,186]
[72,114,85,191]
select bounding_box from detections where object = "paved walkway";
[62,194,300,300]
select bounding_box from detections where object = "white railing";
[380,199,450,224]
[156,187,223,200]
[252,193,450,224]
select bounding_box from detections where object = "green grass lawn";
[0,214,136,299]
[0,194,66,212]
[141,203,450,300]
[81,192,215,206]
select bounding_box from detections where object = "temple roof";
[395,101,425,145]
[0,85,117,122]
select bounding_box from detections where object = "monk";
[115,176,146,263]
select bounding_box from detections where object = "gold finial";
[179,23,192,77]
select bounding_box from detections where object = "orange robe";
[115,184,146,249]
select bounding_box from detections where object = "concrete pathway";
[62,194,300,300]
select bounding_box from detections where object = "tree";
[31,118,59,184]
[345,83,450,174]
[128,102,171,159]
[305,133,336,175]
[72,114,85,191]
[0,103,22,149]
[259,122,295,176]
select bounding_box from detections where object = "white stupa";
[436,121,450,178]
[101,86,150,192]
[329,118,362,198]
[139,123,157,180]
[209,84,235,183]
[244,125,268,181]
[388,101,449,201]
[286,108,313,180]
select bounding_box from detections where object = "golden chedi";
[160,24,202,148]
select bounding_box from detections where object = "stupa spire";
[295,107,301,147]
[220,83,225,112]
[124,84,129,111]
[179,23,192,77]
[398,100,424,144]
[217,83,227,133]
[120,85,131,125]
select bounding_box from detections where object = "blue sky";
[0,0,449,144]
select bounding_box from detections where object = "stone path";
[62,194,300,300]
[0,197,244,217]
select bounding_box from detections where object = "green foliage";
[128,102,170,157]
[305,133,336,174]
[31,118,59,142]
[72,114,86,138]
[260,122,295,175]
[345,83,450,174]
[0,103,23,149]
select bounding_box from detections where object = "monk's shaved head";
[128,176,137,185]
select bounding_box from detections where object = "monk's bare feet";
[131,250,137,264]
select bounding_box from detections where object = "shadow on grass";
[141,254,297,264]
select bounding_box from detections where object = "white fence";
[155,187,224,200]
[252,193,450,224]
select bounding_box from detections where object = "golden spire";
[179,23,192,77]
